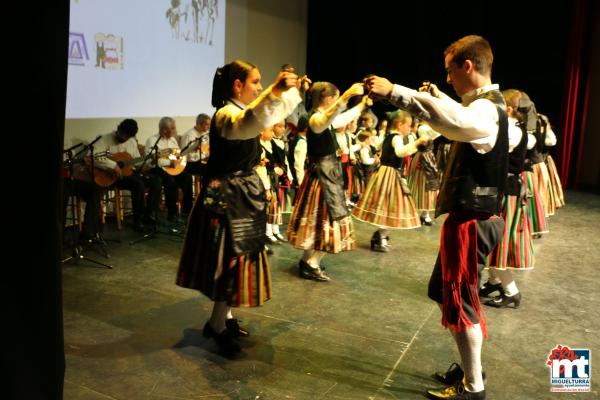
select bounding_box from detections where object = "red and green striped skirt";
[486,195,535,270]
[287,172,356,253]
[522,171,549,235]
[546,155,565,210]
[407,153,438,212]
[352,165,421,229]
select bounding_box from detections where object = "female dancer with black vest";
[176,60,303,355]
[287,81,368,281]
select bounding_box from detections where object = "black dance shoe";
[426,382,485,400]
[273,233,288,242]
[203,322,241,355]
[370,232,390,252]
[264,245,274,255]
[299,260,330,282]
[434,363,487,386]
[484,292,522,308]
[225,318,250,338]
[420,216,433,226]
[478,281,504,298]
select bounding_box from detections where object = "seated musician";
[180,113,211,177]
[94,119,162,231]
[144,117,193,223]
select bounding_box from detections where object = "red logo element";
[547,345,579,375]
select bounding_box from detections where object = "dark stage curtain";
[558,0,597,188]
[5,2,68,399]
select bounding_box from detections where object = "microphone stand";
[61,145,112,269]
[129,135,184,245]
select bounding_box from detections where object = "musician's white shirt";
[94,132,141,171]
[145,134,180,168]
[180,127,209,163]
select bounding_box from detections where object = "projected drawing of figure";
[166,0,183,39]
[95,42,105,68]
[204,0,218,46]
[191,0,201,43]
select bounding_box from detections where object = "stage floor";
[62,190,599,399]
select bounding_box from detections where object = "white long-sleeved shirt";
[144,134,180,168]
[214,87,302,141]
[388,130,419,158]
[309,99,364,134]
[294,136,307,184]
[94,132,141,171]
[389,83,502,154]
[507,117,524,153]
[180,126,209,162]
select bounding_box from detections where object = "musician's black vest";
[435,90,509,217]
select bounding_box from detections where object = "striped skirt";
[267,191,283,225]
[287,173,356,253]
[522,171,549,235]
[407,153,438,212]
[352,165,421,229]
[277,185,293,214]
[486,195,535,270]
[349,163,364,200]
[546,155,565,210]
[533,161,554,217]
[177,201,271,307]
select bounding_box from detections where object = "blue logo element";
[68,33,89,66]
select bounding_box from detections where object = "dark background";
[307,1,572,129]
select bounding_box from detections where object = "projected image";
[166,0,219,45]
[67,0,225,118]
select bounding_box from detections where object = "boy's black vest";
[525,114,548,169]
[435,90,509,217]
[380,133,404,169]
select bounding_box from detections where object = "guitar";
[93,152,147,187]
[63,150,112,184]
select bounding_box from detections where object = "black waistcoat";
[505,121,528,196]
[206,110,260,177]
[380,133,404,169]
[307,111,337,160]
[435,89,509,217]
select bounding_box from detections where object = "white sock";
[209,301,228,333]
[497,269,519,296]
[226,308,233,320]
[266,223,273,237]
[454,324,484,392]
[487,268,501,285]
[272,224,281,235]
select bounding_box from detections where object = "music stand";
[61,143,112,269]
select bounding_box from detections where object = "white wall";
[64,0,307,148]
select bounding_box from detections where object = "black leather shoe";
[420,216,433,226]
[479,281,504,298]
[225,318,250,338]
[434,363,487,386]
[426,382,485,399]
[370,232,390,252]
[264,245,274,255]
[299,260,330,282]
[274,233,288,242]
[203,322,241,355]
[485,292,521,308]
